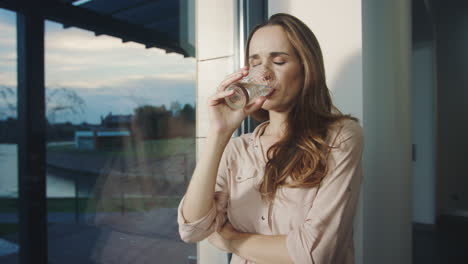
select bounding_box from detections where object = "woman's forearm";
[181,131,232,223]
[230,233,293,264]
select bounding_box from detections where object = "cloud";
[67,75,195,95]
[0,72,16,86]
[0,20,16,86]
[47,72,195,90]
[48,77,196,124]
[0,52,16,66]
[0,15,196,89]
[43,24,196,89]
[46,28,145,52]
[0,77,196,123]
[0,22,15,46]
[0,12,197,124]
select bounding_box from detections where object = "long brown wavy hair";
[246,13,359,201]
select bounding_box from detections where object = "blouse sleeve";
[177,141,231,243]
[285,120,364,263]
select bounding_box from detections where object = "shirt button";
[237,176,242,180]
[261,216,265,220]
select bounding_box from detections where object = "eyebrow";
[248,52,290,60]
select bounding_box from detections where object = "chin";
[261,99,274,110]
[261,100,283,112]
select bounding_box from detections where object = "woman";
[178,13,363,264]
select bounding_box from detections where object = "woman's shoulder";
[328,118,363,150]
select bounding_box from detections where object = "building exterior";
[75,130,131,150]
[74,113,132,150]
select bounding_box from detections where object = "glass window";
[43,13,196,264]
[0,2,197,262]
[0,8,19,263]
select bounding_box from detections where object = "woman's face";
[248,25,303,112]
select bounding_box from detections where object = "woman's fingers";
[208,66,250,108]
[208,89,236,106]
[217,72,243,92]
[217,67,249,92]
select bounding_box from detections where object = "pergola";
[0,0,194,263]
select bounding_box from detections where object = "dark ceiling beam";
[106,0,157,15]
[0,0,189,57]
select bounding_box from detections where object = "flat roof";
[0,0,195,57]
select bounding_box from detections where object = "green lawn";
[47,137,195,158]
[0,196,182,213]
[0,196,182,237]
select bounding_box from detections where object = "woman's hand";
[207,222,242,253]
[208,67,267,135]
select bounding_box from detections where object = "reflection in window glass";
[0,8,19,263]
[44,19,196,263]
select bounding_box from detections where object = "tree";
[0,86,16,119]
[170,101,182,116]
[0,85,86,123]
[180,103,195,122]
[46,88,86,123]
[132,105,171,139]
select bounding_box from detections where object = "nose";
[262,72,272,82]
[259,69,276,88]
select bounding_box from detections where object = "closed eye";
[273,62,285,65]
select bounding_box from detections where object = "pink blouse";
[178,119,364,264]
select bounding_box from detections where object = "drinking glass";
[225,67,276,109]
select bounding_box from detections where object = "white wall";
[269,0,363,120]
[268,0,364,262]
[412,42,436,225]
[269,0,413,263]
[196,1,235,263]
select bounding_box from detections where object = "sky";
[0,8,196,124]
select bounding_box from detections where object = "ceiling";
[0,0,195,57]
